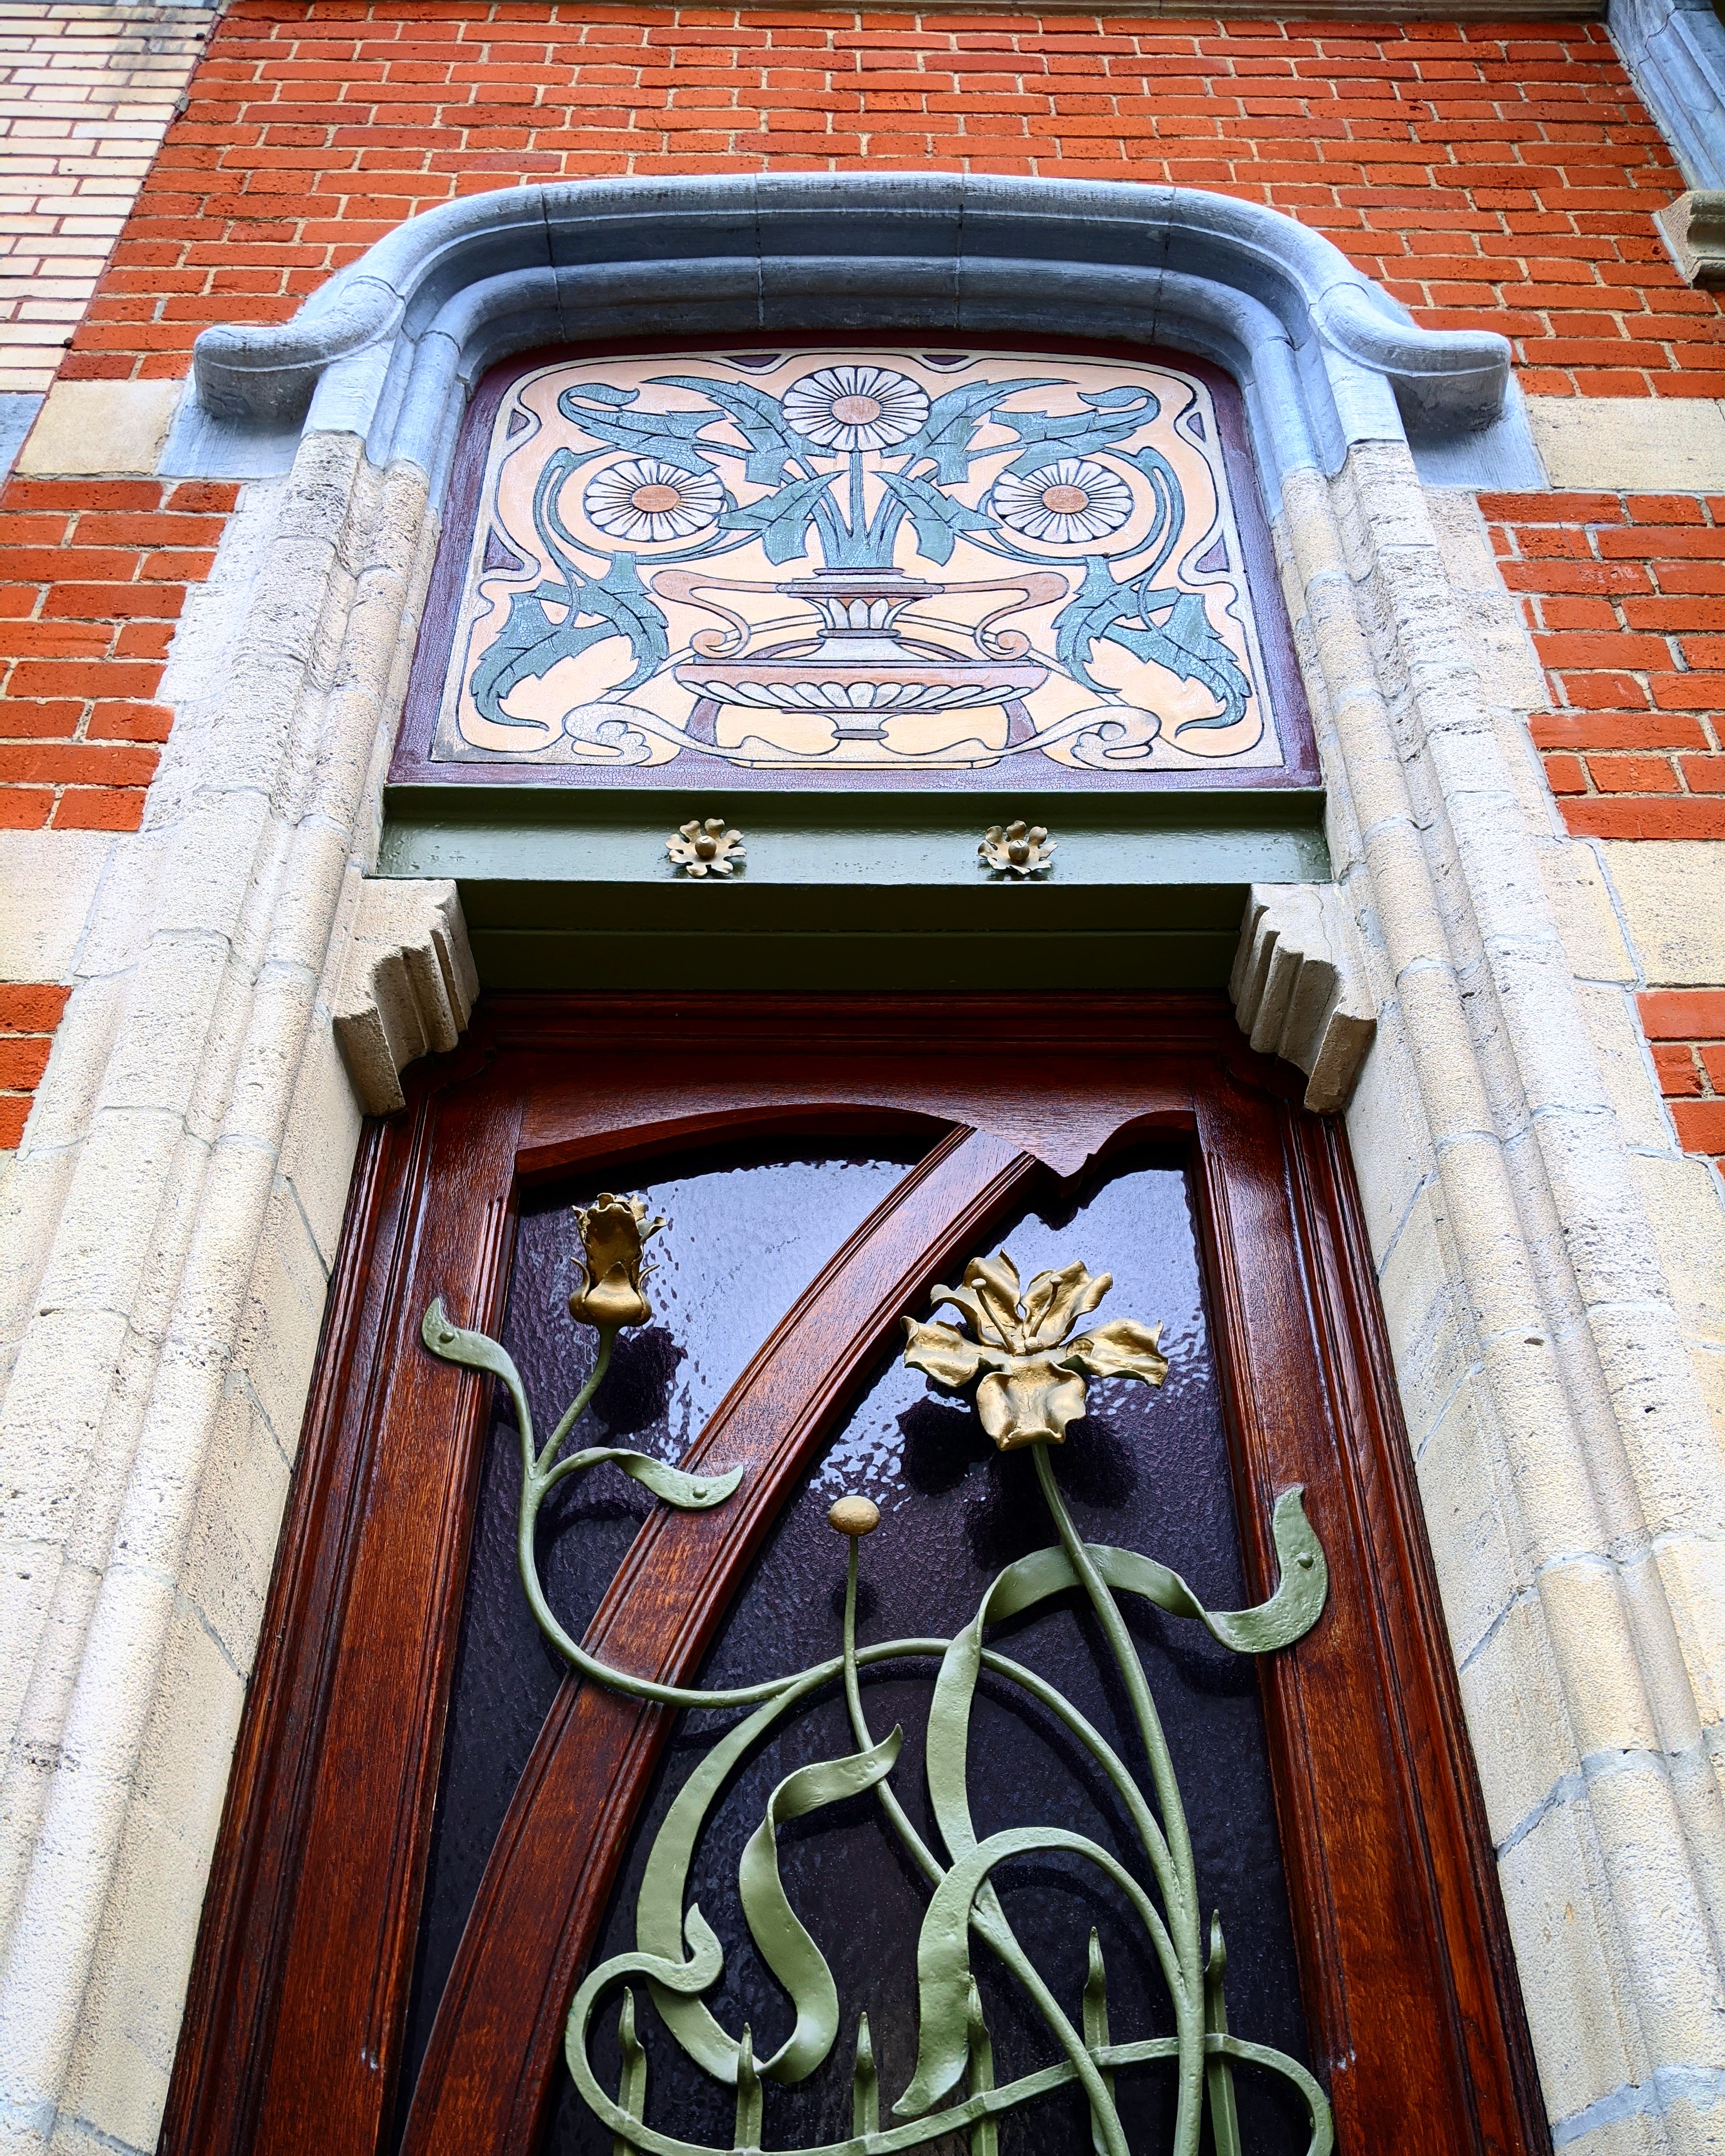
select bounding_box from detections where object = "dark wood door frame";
[161,994,1548,2156]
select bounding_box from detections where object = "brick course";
[1487,490,1725,841]
[0,473,237,827]
[0,978,67,1145]
[3,0,1724,1177]
[57,3,1720,398]
[0,3,216,395]
[1639,988,1725,1165]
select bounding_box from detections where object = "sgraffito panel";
[408,348,1311,788]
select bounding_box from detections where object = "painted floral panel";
[431,349,1296,780]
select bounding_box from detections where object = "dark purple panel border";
[390,333,1319,796]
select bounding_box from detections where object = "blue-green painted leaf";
[1052,560,1253,727]
[718,469,839,565]
[651,374,807,487]
[557,383,721,475]
[468,586,623,724]
[875,469,997,567]
[1123,441,1184,581]
[469,556,670,719]
[1053,556,1144,693]
[994,385,1160,477]
[1104,589,1252,734]
[896,377,1060,484]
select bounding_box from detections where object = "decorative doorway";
[161,998,1545,2156]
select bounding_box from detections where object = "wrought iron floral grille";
[430,350,1285,779]
[422,1199,1333,2156]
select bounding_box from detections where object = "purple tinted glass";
[546,1152,1314,2156]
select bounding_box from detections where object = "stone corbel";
[332,878,479,1114]
[1654,191,1725,286]
[1229,885,1376,1115]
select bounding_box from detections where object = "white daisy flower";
[990,459,1135,545]
[583,459,723,543]
[782,365,931,452]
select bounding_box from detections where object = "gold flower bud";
[568,1192,665,1331]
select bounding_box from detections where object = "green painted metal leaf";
[543,1447,744,1511]
[421,1296,533,1446]
[895,1826,1162,2118]
[736,1728,904,2083]
[635,1679,902,2087]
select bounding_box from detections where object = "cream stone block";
[1414,1380,1524,1660]
[230,1180,334,1461]
[1376,1182,1472,1452]
[1597,844,1725,987]
[53,1600,243,2156]
[1497,1789,1645,2122]
[1628,1154,1725,1345]
[1527,396,1725,493]
[15,375,180,475]
[1540,844,1638,989]
[1574,985,1679,1156]
[1559,2090,1725,2155]
[1422,490,1549,714]
[276,1010,363,1274]
[1540,1557,1670,1762]
[0,829,114,982]
[1584,1763,1725,2067]
[1657,1537,1725,1737]
[1457,1592,1577,1846]
[1343,1009,1438,1263]
[175,1379,290,1676]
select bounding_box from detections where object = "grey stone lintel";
[169,173,1542,509]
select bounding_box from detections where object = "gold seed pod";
[827,1495,881,1538]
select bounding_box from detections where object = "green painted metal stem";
[1031,1440,1206,2156]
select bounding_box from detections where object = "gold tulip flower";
[569,1193,665,1331]
[901,1249,1167,1450]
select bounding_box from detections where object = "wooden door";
[161,995,1548,2156]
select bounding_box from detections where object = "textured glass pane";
[548,1152,1313,2156]
[397,1146,926,2122]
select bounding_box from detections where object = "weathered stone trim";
[1609,0,1725,190]
[0,438,439,2154]
[1229,882,1376,1113]
[171,173,1526,512]
[1654,188,1725,285]
[332,878,477,1116]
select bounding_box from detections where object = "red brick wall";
[1640,990,1725,1166]
[54,6,1711,397]
[0,477,237,831]
[0,984,69,1148]
[1487,489,1725,840]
